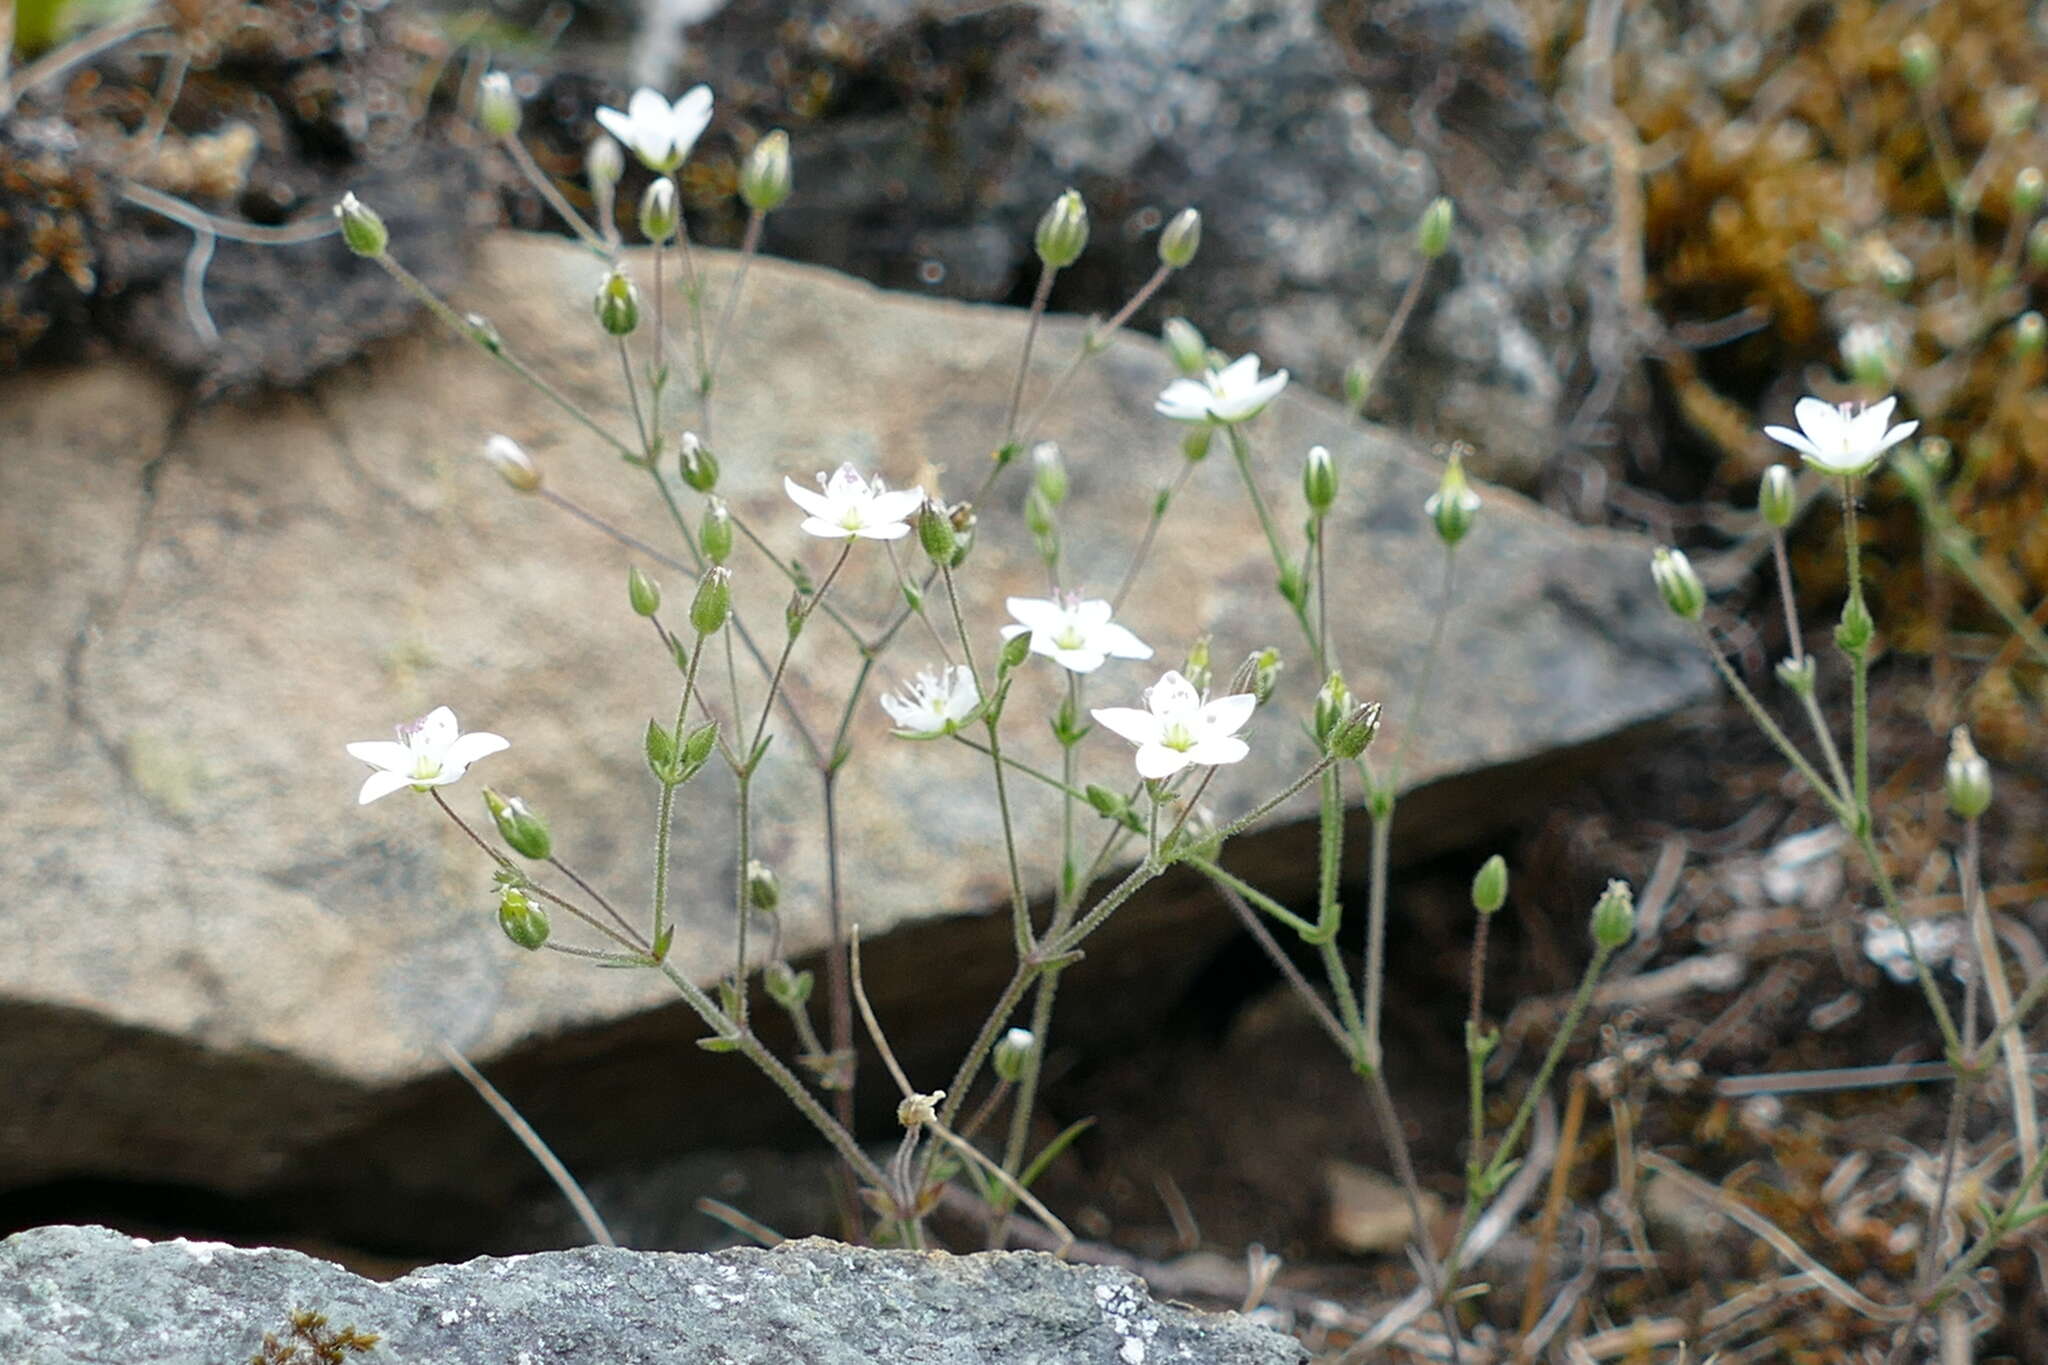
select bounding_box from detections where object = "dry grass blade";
[435,1039,616,1248]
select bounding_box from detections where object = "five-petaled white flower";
[595,85,714,173]
[1154,352,1289,425]
[1092,670,1255,780]
[880,665,980,736]
[346,706,508,805]
[1003,594,1153,674]
[1763,395,1919,478]
[785,464,926,540]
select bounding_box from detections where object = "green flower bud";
[478,71,521,138]
[1228,647,1282,706]
[595,268,640,336]
[1158,207,1201,269]
[1918,435,1954,478]
[1775,656,1816,695]
[678,432,718,492]
[1945,726,1992,820]
[628,564,661,617]
[1084,784,1129,821]
[1181,427,1213,462]
[681,721,719,769]
[1424,447,1480,546]
[690,565,732,636]
[1303,443,1337,513]
[741,130,793,212]
[1327,701,1383,760]
[1471,854,1508,914]
[785,590,807,639]
[484,789,552,861]
[1758,465,1795,530]
[465,312,506,354]
[917,497,958,565]
[2014,166,2044,217]
[1417,196,1454,259]
[1836,594,1874,655]
[645,719,676,776]
[1343,359,1373,415]
[1900,32,1937,89]
[1591,879,1634,949]
[999,629,1033,672]
[1314,671,1352,744]
[1183,636,1212,694]
[586,135,623,192]
[764,960,813,1009]
[1162,317,1208,376]
[2014,311,2045,359]
[333,192,388,257]
[2030,222,2048,271]
[702,497,733,564]
[992,1027,1036,1084]
[745,858,781,912]
[1651,546,1706,621]
[497,886,550,950]
[1035,188,1089,269]
[483,434,542,493]
[944,499,977,566]
[1032,441,1068,505]
[639,177,679,243]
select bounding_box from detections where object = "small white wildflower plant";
[329,78,1704,1345]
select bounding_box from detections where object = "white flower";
[595,85,714,173]
[1002,594,1153,674]
[346,706,508,805]
[784,463,926,540]
[1154,352,1289,425]
[1092,670,1255,780]
[1763,395,1919,477]
[880,665,980,735]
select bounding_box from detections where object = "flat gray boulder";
[0,1225,1305,1364]
[0,233,1708,1237]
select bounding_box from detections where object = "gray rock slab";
[0,1225,1306,1365]
[0,232,1708,1233]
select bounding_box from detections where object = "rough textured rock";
[0,231,1707,1247]
[0,1225,1307,1364]
[570,0,1607,484]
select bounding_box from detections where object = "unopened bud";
[741,130,793,212]
[1651,546,1706,621]
[1035,188,1089,269]
[2032,222,2048,270]
[1945,726,1992,819]
[999,630,1033,672]
[1163,317,1208,376]
[628,564,661,617]
[595,268,640,335]
[764,960,813,1009]
[1327,701,1383,759]
[1303,444,1336,513]
[1918,435,1954,478]
[1840,321,1902,390]
[465,312,506,354]
[333,192,388,257]
[497,886,551,950]
[678,432,718,492]
[1424,447,1480,546]
[1181,427,1213,462]
[785,590,807,639]
[483,434,542,492]
[639,177,678,243]
[1159,207,1201,269]
[702,497,733,564]
[1417,196,1454,259]
[691,566,732,636]
[917,497,958,565]
[746,859,781,912]
[1032,441,1068,505]
[1759,465,1795,529]
[1471,854,1508,914]
[1343,359,1374,414]
[478,71,521,138]
[586,135,623,191]
[1900,33,1937,89]
[897,1091,944,1128]
[1314,671,1353,744]
[1183,636,1212,694]
[2015,311,2046,359]
[1025,485,1056,538]
[993,1027,1036,1083]
[484,789,552,861]
[1591,880,1635,949]
[1229,648,1282,705]
[2015,167,2045,217]
[1776,656,1816,695]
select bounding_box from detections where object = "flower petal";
[345,740,411,771]
[670,84,714,159]
[1135,744,1191,780]
[1200,692,1257,737]
[626,87,670,126]
[1791,396,1842,446]
[1092,622,1153,660]
[443,731,510,774]
[1878,419,1919,452]
[784,475,836,520]
[594,105,635,145]
[1005,597,1064,632]
[1072,597,1115,632]
[1045,644,1106,673]
[853,521,912,540]
[1146,670,1200,717]
[415,707,459,753]
[357,769,414,805]
[800,516,856,539]
[1762,424,1819,458]
[1184,735,1249,768]
[1091,706,1163,746]
[866,487,928,524]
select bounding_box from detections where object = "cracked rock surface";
[0,1225,1306,1364]
[0,232,1707,1243]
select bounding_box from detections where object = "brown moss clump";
[1578,0,2048,740]
[248,1308,379,1364]
[0,118,114,368]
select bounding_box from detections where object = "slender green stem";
[617,338,652,453]
[1112,461,1196,612]
[1477,944,1615,1194]
[1387,549,1458,791]
[1362,812,1393,1070]
[652,632,709,948]
[1698,630,1856,826]
[1840,481,1872,817]
[1353,259,1433,415]
[1003,267,1059,444]
[1186,856,1319,938]
[748,542,853,759]
[1013,263,1174,439]
[732,772,752,1024]
[502,132,610,254]
[935,959,1046,1137]
[705,209,765,387]
[948,736,1086,799]
[1060,673,1081,909]
[942,565,1033,956]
